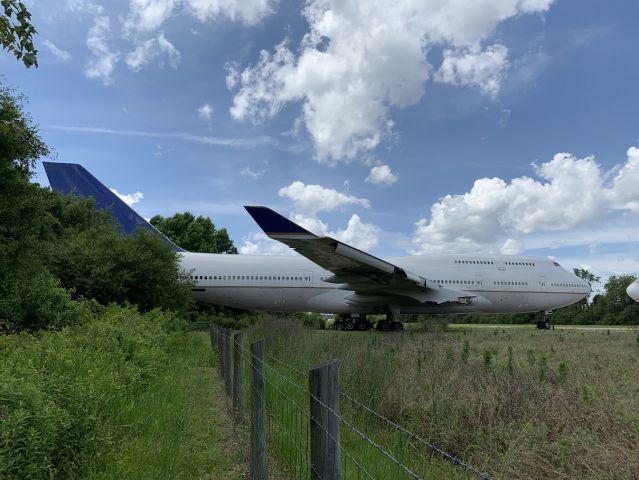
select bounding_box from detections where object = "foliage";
[150,212,238,253]
[0,83,194,330]
[0,305,184,479]
[0,0,38,67]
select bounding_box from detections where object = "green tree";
[1,0,38,67]
[150,212,238,253]
[0,83,194,330]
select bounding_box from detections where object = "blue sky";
[3,0,639,284]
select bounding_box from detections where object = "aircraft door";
[539,276,548,290]
[303,270,313,287]
[474,274,484,289]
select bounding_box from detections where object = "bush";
[0,304,183,479]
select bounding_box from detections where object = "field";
[244,317,639,480]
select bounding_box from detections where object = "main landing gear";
[333,314,372,331]
[333,313,404,332]
[376,312,403,332]
[536,310,553,330]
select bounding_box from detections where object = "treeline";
[422,274,639,325]
[0,82,239,478]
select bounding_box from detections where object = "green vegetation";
[151,212,238,253]
[1,83,247,478]
[1,0,38,67]
[0,83,193,331]
[244,317,639,480]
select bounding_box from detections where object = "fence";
[209,323,491,480]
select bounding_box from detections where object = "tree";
[1,0,38,68]
[573,268,600,289]
[150,212,238,253]
[0,83,194,330]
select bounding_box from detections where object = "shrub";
[0,304,181,479]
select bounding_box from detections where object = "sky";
[3,0,639,286]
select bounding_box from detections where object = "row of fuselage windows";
[191,274,310,282]
[437,279,528,287]
[454,259,537,267]
[551,282,581,288]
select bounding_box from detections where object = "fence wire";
[211,324,491,480]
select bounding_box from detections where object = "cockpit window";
[553,261,560,266]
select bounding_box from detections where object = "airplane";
[627,279,639,303]
[43,162,591,331]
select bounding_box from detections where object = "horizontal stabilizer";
[43,162,185,252]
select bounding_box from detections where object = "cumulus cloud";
[240,232,295,255]
[110,188,144,206]
[123,0,179,34]
[228,0,555,163]
[197,102,214,121]
[278,181,370,216]
[43,40,72,60]
[434,43,510,97]
[125,33,181,71]
[123,0,276,35]
[366,164,398,186]
[185,0,276,25]
[413,146,639,254]
[85,16,119,85]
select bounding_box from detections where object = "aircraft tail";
[43,162,185,252]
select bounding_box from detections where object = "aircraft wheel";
[391,321,403,332]
[344,320,355,331]
[378,320,391,332]
[334,320,344,331]
[356,319,370,331]
[543,320,551,330]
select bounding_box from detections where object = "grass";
[87,332,248,480]
[241,317,639,480]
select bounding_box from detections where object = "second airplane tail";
[43,162,185,252]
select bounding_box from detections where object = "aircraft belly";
[193,287,357,313]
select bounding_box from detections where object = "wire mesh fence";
[210,323,490,480]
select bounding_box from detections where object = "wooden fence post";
[250,339,267,480]
[309,359,340,480]
[224,328,233,397]
[209,322,215,351]
[233,332,244,422]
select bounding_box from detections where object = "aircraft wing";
[245,206,469,305]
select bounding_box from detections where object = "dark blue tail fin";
[43,162,185,252]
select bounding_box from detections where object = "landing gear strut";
[536,310,553,330]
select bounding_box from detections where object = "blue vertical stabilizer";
[43,162,185,252]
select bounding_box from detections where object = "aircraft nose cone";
[627,279,639,303]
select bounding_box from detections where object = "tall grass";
[0,305,247,479]
[244,316,639,480]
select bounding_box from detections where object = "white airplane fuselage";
[181,252,590,315]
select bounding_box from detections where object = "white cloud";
[278,181,370,216]
[110,188,144,206]
[413,146,639,254]
[47,124,278,149]
[366,164,398,186]
[43,40,72,60]
[500,238,524,255]
[333,213,379,251]
[434,43,510,97]
[85,16,119,85]
[185,0,276,25]
[122,0,276,35]
[240,165,266,179]
[125,33,181,71]
[228,0,555,163]
[123,0,179,34]
[197,103,214,121]
[240,231,296,255]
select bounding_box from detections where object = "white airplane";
[43,162,591,331]
[627,279,639,303]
